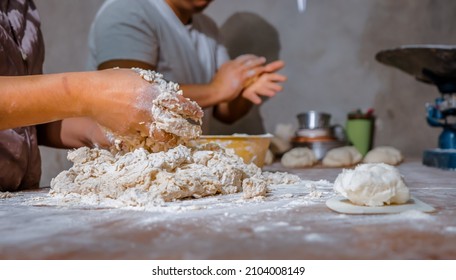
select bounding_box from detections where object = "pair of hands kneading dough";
[107,69,204,153]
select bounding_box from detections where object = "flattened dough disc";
[326,196,435,214]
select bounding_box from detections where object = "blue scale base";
[423,149,456,170]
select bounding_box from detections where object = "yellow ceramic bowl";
[195,134,272,167]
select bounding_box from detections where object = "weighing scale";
[376,45,456,170]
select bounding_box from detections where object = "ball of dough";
[270,136,291,155]
[363,146,403,165]
[264,149,274,166]
[333,163,410,206]
[281,147,317,168]
[322,146,362,167]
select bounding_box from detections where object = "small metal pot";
[297,111,331,129]
[291,139,347,160]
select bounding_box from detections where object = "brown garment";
[0,0,45,191]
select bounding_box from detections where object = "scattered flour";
[385,210,432,220]
[304,233,330,243]
[444,226,456,233]
[0,192,15,199]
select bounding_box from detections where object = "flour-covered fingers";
[158,94,204,120]
[150,128,173,142]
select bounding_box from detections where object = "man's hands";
[211,57,287,124]
[210,54,267,103]
[211,56,286,106]
[241,60,287,105]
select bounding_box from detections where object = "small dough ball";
[281,147,317,168]
[264,149,274,166]
[363,146,403,165]
[334,163,410,206]
[274,123,295,141]
[270,136,291,155]
[322,146,362,167]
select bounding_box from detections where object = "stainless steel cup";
[297,111,331,129]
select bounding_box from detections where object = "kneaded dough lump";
[333,163,410,206]
[50,144,300,206]
[281,147,317,168]
[322,146,362,167]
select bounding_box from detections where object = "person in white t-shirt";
[87,0,286,133]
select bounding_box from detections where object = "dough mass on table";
[50,144,301,207]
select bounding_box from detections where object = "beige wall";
[34,0,456,186]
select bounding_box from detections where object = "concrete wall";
[34,0,456,186]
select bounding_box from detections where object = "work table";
[0,160,455,259]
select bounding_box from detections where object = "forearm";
[37,118,109,149]
[179,84,226,108]
[0,73,89,130]
[36,121,64,148]
[2,68,201,149]
[213,96,253,124]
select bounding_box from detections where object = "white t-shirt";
[87,0,230,132]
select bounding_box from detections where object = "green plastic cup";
[345,118,374,156]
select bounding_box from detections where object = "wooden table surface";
[1,160,455,260]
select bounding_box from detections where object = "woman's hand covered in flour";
[211,54,267,103]
[85,69,203,138]
[242,60,287,105]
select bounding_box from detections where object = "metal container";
[291,138,346,160]
[297,111,331,129]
